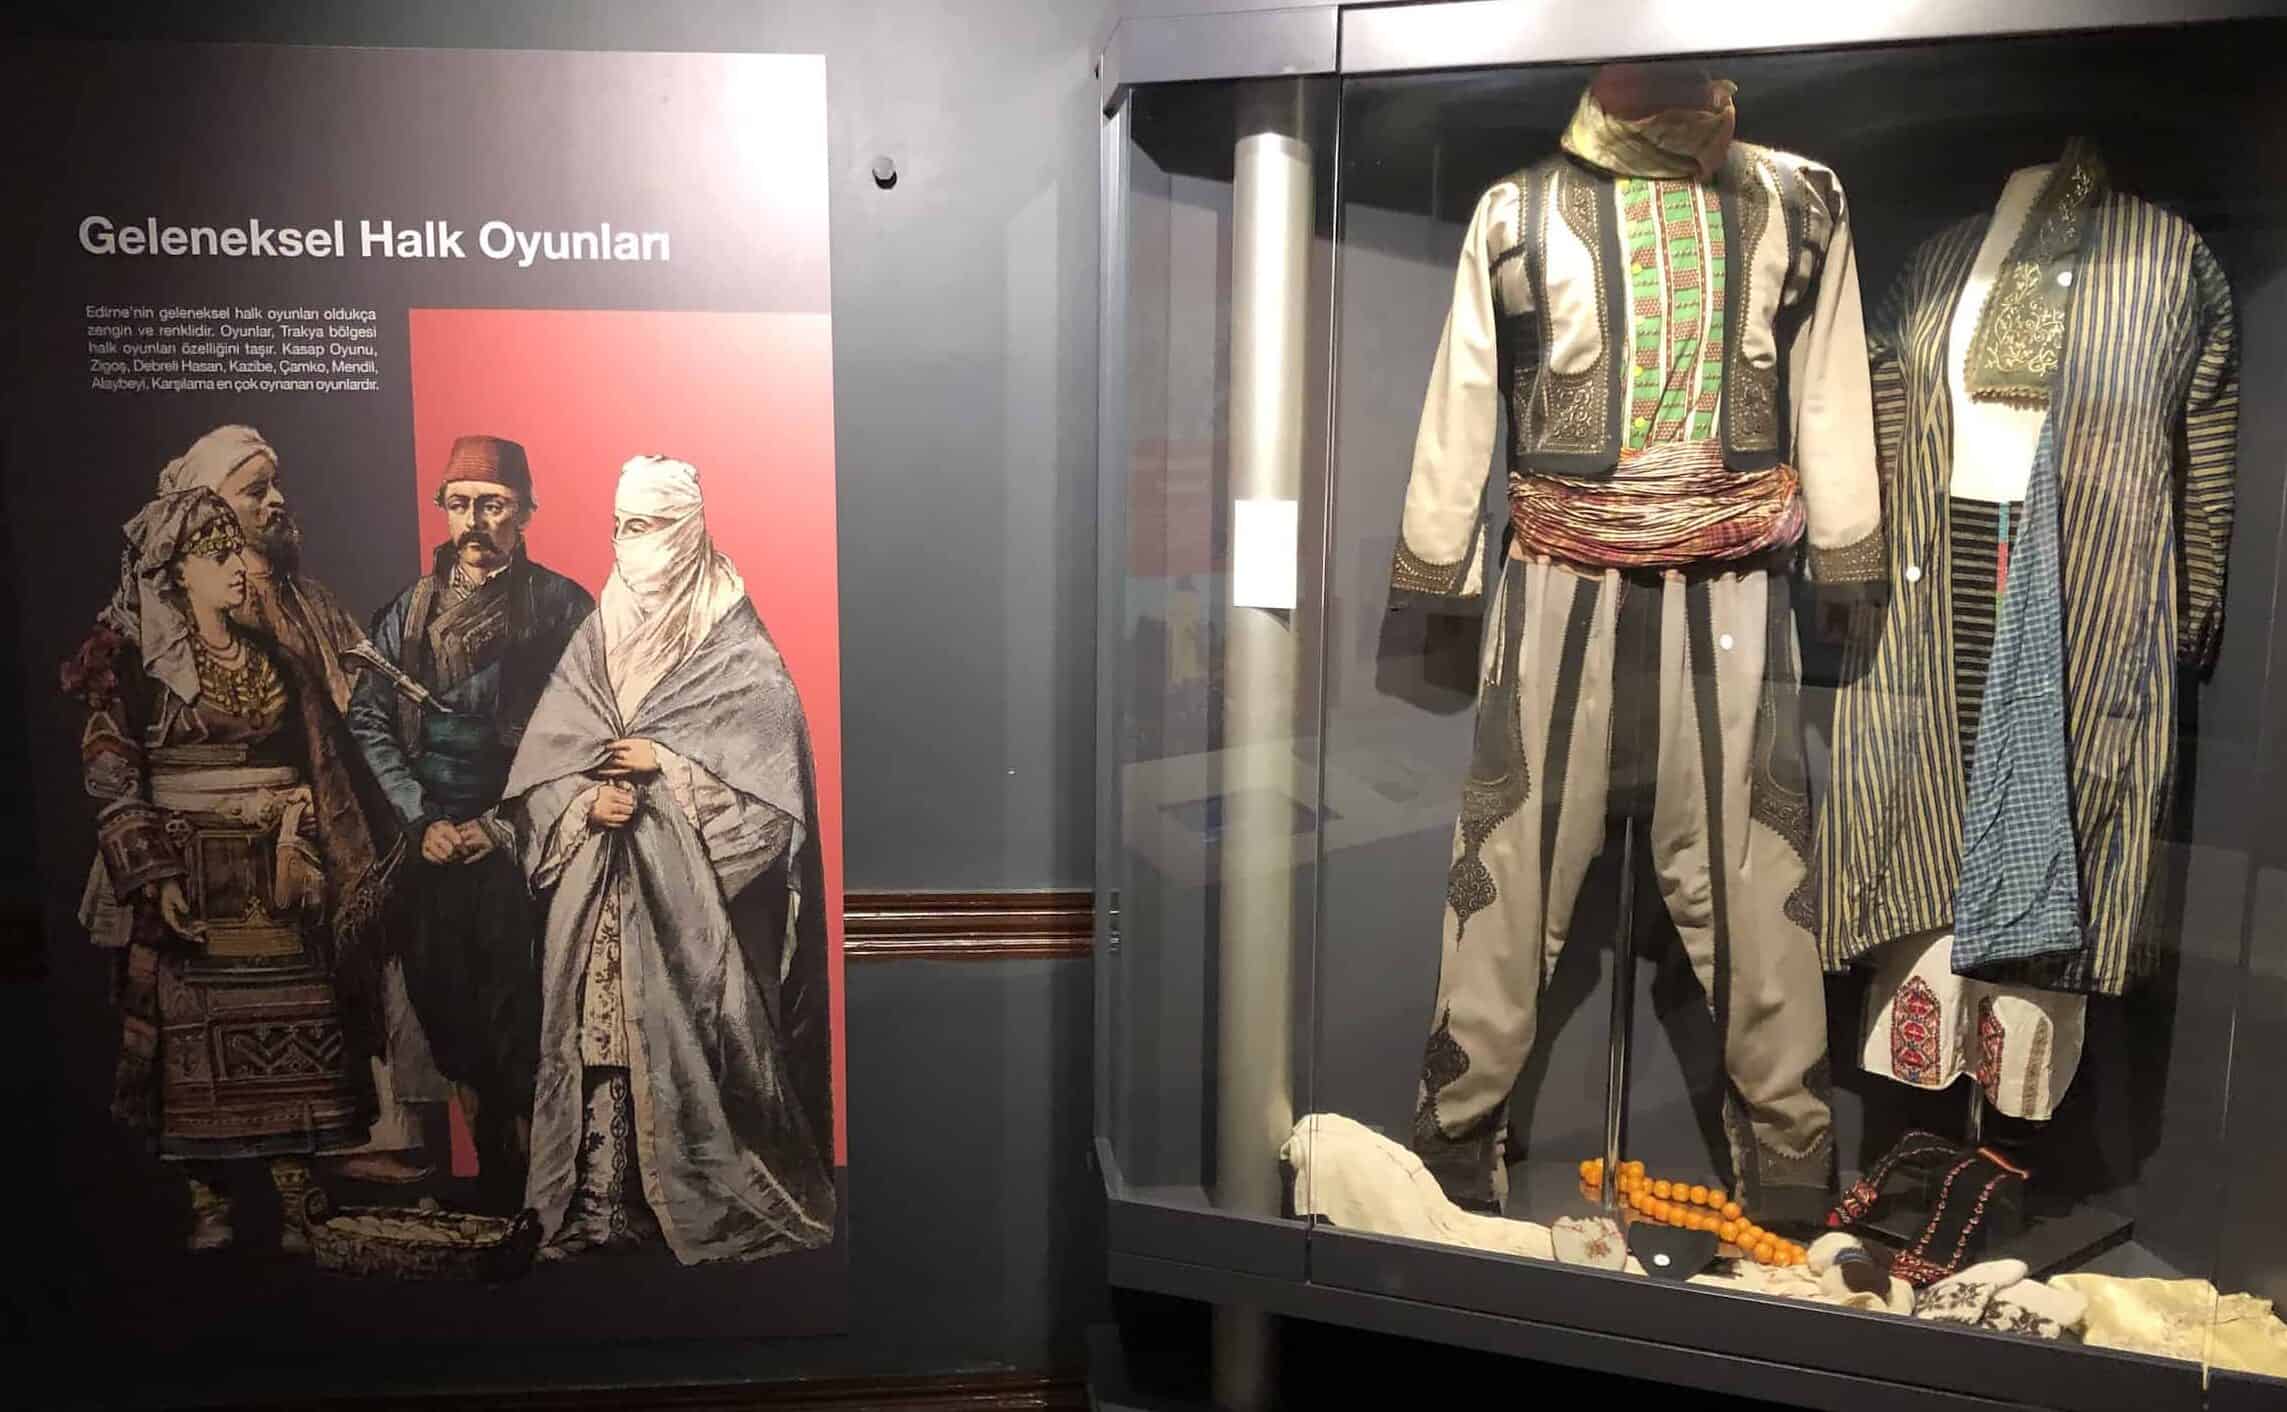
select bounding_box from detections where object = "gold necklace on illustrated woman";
[1580,1158,1807,1268]
[192,630,286,720]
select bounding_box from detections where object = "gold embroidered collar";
[1962,139,2109,407]
[1559,79,1737,182]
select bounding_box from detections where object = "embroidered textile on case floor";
[1861,932,2085,1121]
[1826,1130,2027,1288]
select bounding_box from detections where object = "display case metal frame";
[1094,1,2287,1407]
[1097,0,2285,112]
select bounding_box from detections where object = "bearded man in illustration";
[503,454,834,1263]
[346,435,593,1214]
[59,488,401,1254]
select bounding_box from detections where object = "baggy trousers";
[1410,553,1835,1220]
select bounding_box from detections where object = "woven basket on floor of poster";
[305,1189,542,1280]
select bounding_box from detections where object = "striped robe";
[1815,190,2238,996]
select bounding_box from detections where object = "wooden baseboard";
[321,1371,1087,1410]
[844,890,1092,962]
[0,889,1096,983]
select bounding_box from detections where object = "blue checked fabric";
[1952,418,2083,970]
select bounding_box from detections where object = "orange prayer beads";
[1577,1157,1806,1268]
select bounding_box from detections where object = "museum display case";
[1094,4,2287,1406]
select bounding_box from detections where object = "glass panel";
[1292,19,2287,1386]
[1313,58,1627,1236]
[1102,77,1340,1214]
[2212,754,2287,1386]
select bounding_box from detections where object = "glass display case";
[1093,4,2287,1408]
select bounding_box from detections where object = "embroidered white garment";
[1551,1216,1630,1270]
[1860,930,2086,1121]
[2055,1276,2287,1374]
[1917,1258,2032,1324]
[1919,1259,2088,1341]
[580,872,631,1066]
[1948,164,2054,502]
[1807,1231,1914,1313]
[1281,1113,1577,1266]
[599,455,748,722]
[1693,1253,1903,1313]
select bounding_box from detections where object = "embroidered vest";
[393,559,544,761]
[1498,143,1835,479]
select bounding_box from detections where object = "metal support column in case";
[1599,824,1638,1214]
[1210,78,1312,1412]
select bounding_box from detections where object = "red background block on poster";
[406,306,845,1164]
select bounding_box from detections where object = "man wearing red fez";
[346,434,594,1212]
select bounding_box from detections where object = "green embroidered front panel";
[1620,177,1727,453]
[1692,184,1727,443]
[1623,179,1662,450]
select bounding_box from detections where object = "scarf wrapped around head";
[106,489,244,704]
[600,455,748,722]
[1561,76,1738,181]
[157,424,273,495]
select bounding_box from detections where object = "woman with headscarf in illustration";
[503,455,834,1264]
[60,489,401,1254]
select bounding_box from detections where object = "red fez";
[436,435,534,509]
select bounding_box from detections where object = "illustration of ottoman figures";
[504,455,834,1263]
[107,423,442,1185]
[345,435,593,1212]
[61,489,401,1253]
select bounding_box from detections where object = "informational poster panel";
[0,43,847,1345]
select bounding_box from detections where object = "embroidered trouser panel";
[552,1066,660,1253]
[1411,553,1834,1219]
